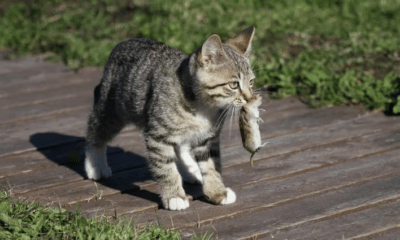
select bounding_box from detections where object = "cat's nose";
[243,92,252,102]
[241,86,253,101]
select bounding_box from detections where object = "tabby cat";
[85,26,257,210]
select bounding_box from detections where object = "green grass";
[0,187,213,239]
[0,0,399,113]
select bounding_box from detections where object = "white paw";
[168,197,190,211]
[221,188,236,205]
[85,163,112,180]
[85,147,112,180]
[86,165,101,180]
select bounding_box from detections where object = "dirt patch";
[276,33,341,59]
[342,52,400,79]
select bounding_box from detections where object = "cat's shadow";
[29,132,205,209]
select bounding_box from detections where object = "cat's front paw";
[165,197,190,211]
[221,187,236,205]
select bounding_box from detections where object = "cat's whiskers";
[253,89,272,94]
[229,105,240,143]
[214,104,231,128]
[214,103,233,131]
[229,105,235,141]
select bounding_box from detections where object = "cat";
[84,26,256,210]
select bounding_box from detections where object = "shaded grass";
[0,187,214,239]
[0,0,399,113]
[0,188,179,239]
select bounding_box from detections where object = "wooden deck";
[1,56,400,240]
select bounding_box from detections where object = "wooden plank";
[265,200,400,240]
[1,67,101,99]
[0,60,68,84]
[0,63,68,90]
[0,80,94,111]
[0,59,46,75]
[221,112,400,167]
[0,93,94,124]
[0,57,67,73]
[0,58,96,87]
[187,173,400,240]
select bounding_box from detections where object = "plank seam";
[10,177,84,195]
[66,181,157,206]
[0,105,88,126]
[347,222,400,240]
[0,73,98,99]
[0,91,92,111]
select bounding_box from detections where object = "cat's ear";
[226,26,255,58]
[199,34,227,66]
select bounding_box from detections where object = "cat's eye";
[229,81,239,89]
[249,79,255,87]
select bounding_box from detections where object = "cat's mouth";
[233,99,247,108]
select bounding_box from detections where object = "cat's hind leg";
[85,106,124,180]
[85,145,109,180]
[146,136,189,210]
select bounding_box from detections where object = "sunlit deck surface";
[1,57,400,240]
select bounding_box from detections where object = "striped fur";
[85,27,256,210]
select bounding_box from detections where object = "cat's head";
[192,26,256,109]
